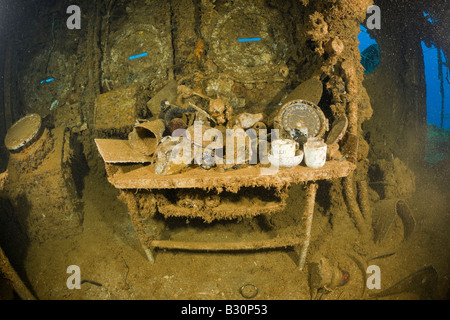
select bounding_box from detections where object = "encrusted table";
[96,138,355,269]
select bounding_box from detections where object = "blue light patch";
[40,78,55,84]
[238,37,261,42]
[129,52,148,60]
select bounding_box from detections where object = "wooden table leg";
[0,246,36,300]
[298,182,318,271]
[119,191,157,264]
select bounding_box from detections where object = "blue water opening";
[422,41,449,130]
[422,12,450,163]
[358,25,379,74]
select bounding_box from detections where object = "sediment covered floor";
[19,160,449,300]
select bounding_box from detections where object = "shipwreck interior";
[0,0,449,300]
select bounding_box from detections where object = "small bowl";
[268,150,304,168]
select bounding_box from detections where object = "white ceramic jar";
[303,137,327,168]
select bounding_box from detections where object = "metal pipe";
[298,182,318,271]
[0,246,36,300]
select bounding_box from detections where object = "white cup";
[271,139,299,158]
[304,137,327,168]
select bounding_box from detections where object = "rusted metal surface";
[280,78,323,106]
[118,179,321,267]
[95,139,152,163]
[298,182,318,271]
[107,160,355,191]
[93,87,137,130]
[100,141,355,264]
[357,179,373,226]
[4,113,42,151]
[343,173,370,236]
[5,128,83,242]
[346,101,359,163]
[150,237,304,251]
[119,191,158,263]
[0,170,7,191]
[0,246,36,300]
[326,115,348,145]
[158,201,285,223]
[128,119,165,156]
